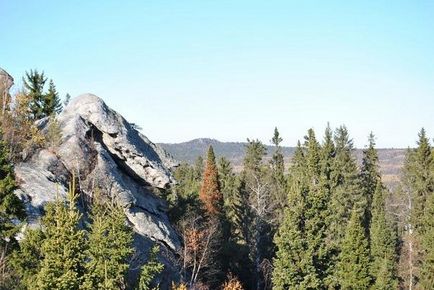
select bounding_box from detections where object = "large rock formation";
[14,94,181,283]
[0,68,14,111]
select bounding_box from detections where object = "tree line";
[0,69,433,289]
[167,126,433,290]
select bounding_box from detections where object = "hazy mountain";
[159,138,406,188]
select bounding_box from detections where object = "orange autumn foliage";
[222,275,244,290]
[199,146,223,216]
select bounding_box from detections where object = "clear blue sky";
[1,1,433,148]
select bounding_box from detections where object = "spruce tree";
[401,128,434,288]
[23,69,47,120]
[327,126,365,287]
[320,124,335,186]
[360,132,380,231]
[272,181,307,289]
[272,142,306,289]
[44,79,62,116]
[218,157,244,240]
[82,198,134,290]
[137,245,164,290]
[409,128,434,231]
[35,180,86,290]
[0,136,25,247]
[63,93,71,108]
[336,209,371,289]
[241,139,269,290]
[0,136,25,288]
[303,129,330,288]
[199,146,223,216]
[269,127,286,222]
[23,70,62,119]
[9,228,45,288]
[273,132,328,289]
[369,184,398,289]
[420,192,434,288]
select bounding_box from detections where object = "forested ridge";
[0,70,433,289]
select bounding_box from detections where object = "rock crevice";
[15,93,181,253]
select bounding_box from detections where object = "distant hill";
[158,138,407,189]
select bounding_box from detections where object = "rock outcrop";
[0,68,14,110]
[14,93,181,283]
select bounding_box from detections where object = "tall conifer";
[199,146,223,216]
[336,209,371,289]
[35,180,86,290]
[82,198,134,290]
[370,184,398,289]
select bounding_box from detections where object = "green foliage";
[10,184,137,290]
[0,135,25,251]
[44,80,62,116]
[167,162,202,222]
[34,181,86,290]
[326,126,365,287]
[63,93,71,107]
[9,228,45,288]
[360,132,380,230]
[219,157,244,241]
[369,184,398,289]
[23,70,62,119]
[137,245,164,290]
[23,69,47,120]
[336,209,371,289]
[401,128,434,288]
[273,129,331,289]
[45,116,62,149]
[272,181,310,289]
[419,186,434,288]
[406,128,434,231]
[269,127,287,223]
[81,198,134,290]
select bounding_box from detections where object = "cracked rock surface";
[15,93,181,259]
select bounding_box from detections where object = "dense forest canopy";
[0,70,433,290]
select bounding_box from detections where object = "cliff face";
[14,93,180,282]
[0,68,14,112]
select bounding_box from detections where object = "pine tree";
[23,70,62,119]
[360,134,398,289]
[303,129,330,288]
[273,129,332,289]
[420,192,434,288]
[44,79,62,116]
[370,184,398,289]
[272,172,307,289]
[409,128,434,231]
[327,126,364,287]
[9,228,45,288]
[336,209,371,289]
[0,135,25,288]
[35,179,86,290]
[360,132,380,231]
[199,146,223,216]
[241,139,270,290]
[218,157,243,239]
[82,198,134,290]
[23,69,47,120]
[137,245,164,290]
[269,127,286,223]
[63,93,71,108]
[0,136,25,246]
[401,128,434,288]
[320,124,335,186]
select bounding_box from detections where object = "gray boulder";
[0,68,14,110]
[14,93,181,284]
